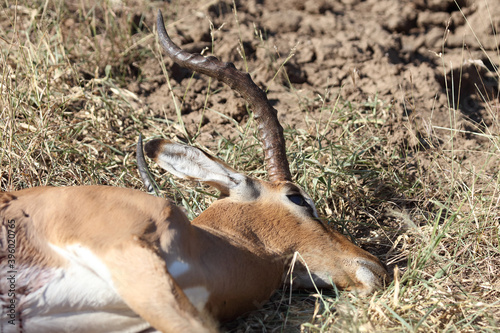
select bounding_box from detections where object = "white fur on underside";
[0,244,151,333]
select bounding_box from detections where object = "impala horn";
[156,10,292,183]
[137,134,160,196]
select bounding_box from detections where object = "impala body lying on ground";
[0,10,388,333]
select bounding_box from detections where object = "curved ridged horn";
[137,134,160,196]
[156,10,292,182]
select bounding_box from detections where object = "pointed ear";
[144,139,246,194]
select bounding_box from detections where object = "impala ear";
[144,139,246,194]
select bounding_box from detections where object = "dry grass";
[1,0,499,332]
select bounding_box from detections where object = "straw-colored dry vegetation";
[1,0,499,332]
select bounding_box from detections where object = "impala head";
[139,10,388,296]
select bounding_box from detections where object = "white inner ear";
[155,142,246,190]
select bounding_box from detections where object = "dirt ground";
[119,0,499,178]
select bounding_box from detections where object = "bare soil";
[125,0,499,180]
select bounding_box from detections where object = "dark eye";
[287,194,308,207]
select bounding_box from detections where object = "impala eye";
[287,194,308,207]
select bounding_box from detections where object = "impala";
[0,10,388,333]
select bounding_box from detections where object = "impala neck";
[160,203,286,321]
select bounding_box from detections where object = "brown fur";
[0,186,216,333]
